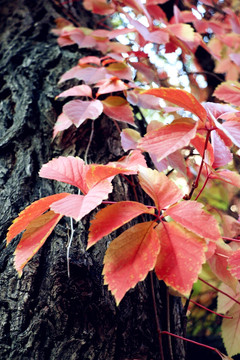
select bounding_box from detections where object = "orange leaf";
[103,221,160,305]
[138,166,183,211]
[142,88,207,122]
[88,201,155,248]
[155,222,206,296]
[14,211,63,276]
[137,118,197,162]
[6,193,70,244]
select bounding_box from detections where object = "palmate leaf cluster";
[5,0,240,357]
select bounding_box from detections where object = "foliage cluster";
[5,0,240,358]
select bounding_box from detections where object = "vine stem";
[150,272,165,360]
[160,331,224,358]
[198,277,240,306]
[187,130,211,200]
[194,172,210,201]
[187,298,233,319]
[223,236,240,242]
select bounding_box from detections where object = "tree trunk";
[0,1,186,359]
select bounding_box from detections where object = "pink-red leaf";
[102,96,135,125]
[138,118,197,162]
[210,169,240,187]
[53,112,72,138]
[56,84,92,99]
[120,129,141,151]
[228,249,240,279]
[138,166,183,211]
[155,222,206,296]
[50,180,112,221]
[6,193,70,244]
[103,221,160,305]
[165,201,221,241]
[96,77,128,97]
[88,201,155,248]
[59,66,108,84]
[39,156,90,194]
[14,211,63,276]
[63,99,103,127]
[214,81,240,106]
[208,242,238,291]
[211,130,233,168]
[142,88,207,122]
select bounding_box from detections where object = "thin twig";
[150,272,165,360]
[199,277,240,306]
[160,331,224,359]
[67,217,74,278]
[84,120,95,164]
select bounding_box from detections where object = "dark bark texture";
[0,1,186,359]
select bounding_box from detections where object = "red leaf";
[103,221,160,305]
[191,133,214,166]
[6,193,70,244]
[107,150,147,174]
[155,222,206,296]
[14,211,63,276]
[138,166,183,211]
[165,201,221,241]
[50,180,113,221]
[88,201,155,248]
[142,88,207,122]
[63,99,103,127]
[85,164,135,188]
[102,96,135,125]
[214,81,240,106]
[138,118,197,162]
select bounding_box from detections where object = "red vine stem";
[186,130,211,200]
[160,331,224,358]
[194,172,210,201]
[223,236,240,242]
[187,298,233,319]
[198,277,240,306]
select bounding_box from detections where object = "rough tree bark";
[0,1,186,359]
